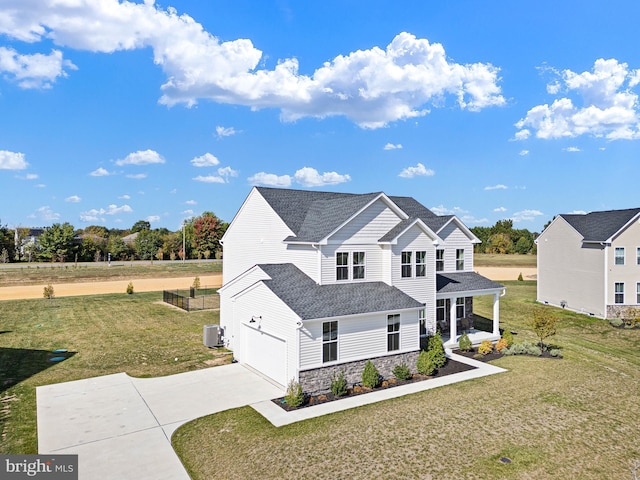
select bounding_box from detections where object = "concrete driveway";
[36,364,283,480]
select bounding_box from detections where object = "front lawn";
[173,281,640,479]
[0,292,225,454]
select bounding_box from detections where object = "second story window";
[415,251,426,277]
[615,247,625,265]
[401,251,412,277]
[336,252,349,281]
[353,252,365,279]
[456,249,465,271]
[436,249,444,271]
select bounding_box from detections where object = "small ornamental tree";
[330,371,348,396]
[530,308,558,354]
[502,329,514,347]
[361,360,380,388]
[192,276,201,289]
[427,332,447,368]
[43,284,55,300]
[417,350,435,376]
[285,379,304,407]
[458,332,472,352]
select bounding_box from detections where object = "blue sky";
[1,0,640,233]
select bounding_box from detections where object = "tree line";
[0,212,228,263]
[470,219,537,255]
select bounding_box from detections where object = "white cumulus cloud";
[248,172,292,187]
[493,206,507,212]
[293,167,351,187]
[0,150,28,170]
[384,143,403,150]
[80,204,133,222]
[31,206,60,222]
[0,47,76,88]
[126,173,147,179]
[484,184,508,190]
[563,146,581,152]
[191,153,220,167]
[146,215,160,223]
[511,209,544,222]
[90,167,111,176]
[115,149,164,166]
[193,175,225,184]
[185,199,197,205]
[65,195,81,203]
[215,126,238,138]
[398,163,435,178]
[519,150,529,156]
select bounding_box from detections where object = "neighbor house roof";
[560,208,640,243]
[258,263,424,320]
[436,272,504,295]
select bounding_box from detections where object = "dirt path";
[475,267,537,281]
[0,275,222,301]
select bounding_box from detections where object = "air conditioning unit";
[203,324,222,348]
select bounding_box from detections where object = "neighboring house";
[14,227,45,260]
[121,232,139,246]
[537,208,640,319]
[219,187,504,392]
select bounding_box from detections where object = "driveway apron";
[36,363,283,480]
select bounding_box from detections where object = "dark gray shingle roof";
[560,208,640,242]
[436,272,504,294]
[259,263,424,320]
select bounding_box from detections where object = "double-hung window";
[336,252,349,281]
[322,321,338,362]
[401,251,412,278]
[456,298,465,319]
[353,252,365,279]
[415,251,426,277]
[387,314,400,351]
[436,249,444,272]
[615,283,624,304]
[615,247,625,265]
[456,249,465,271]
[436,299,445,323]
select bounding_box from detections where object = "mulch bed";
[454,349,504,362]
[273,358,476,411]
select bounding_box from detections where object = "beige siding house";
[536,208,640,318]
[219,187,505,392]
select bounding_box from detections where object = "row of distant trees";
[471,219,538,254]
[0,212,228,263]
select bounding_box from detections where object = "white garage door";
[243,325,287,387]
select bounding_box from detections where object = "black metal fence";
[162,288,218,312]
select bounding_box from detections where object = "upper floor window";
[456,249,465,271]
[322,321,338,362]
[637,247,640,265]
[615,282,624,304]
[336,252,349,281]
[436,249,444,272]
[353,252,365,279]
[415,251,426,277]
[387,314,400,351]
[401,251,412,278]
[615,247,625,265]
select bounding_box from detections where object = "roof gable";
[560,208,640,243]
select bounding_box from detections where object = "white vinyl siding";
[607,222,640,307]
[321,244,383,284]
[438,222,474,272]
[328,199,404,244]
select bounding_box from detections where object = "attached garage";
[242,324,288,387]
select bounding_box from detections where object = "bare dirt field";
[0,275,223,301]
[475,266,536,281]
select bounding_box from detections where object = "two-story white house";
[537,207,640,319]
[219,187,504,392]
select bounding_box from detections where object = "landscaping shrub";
[392,364,412,381]
[549,349,562,358]
[362,360,381,388]
[416,350,436,376]
[458,332,472,352]
[192,276,201,289]
[502,329,514,347]
[427,332,447,368]
[478,340,493,355]
[609,318,624,327]
[285,379,304,407]
[330,371,348,396]
[495,338,508,352]
[517,272,523,281]
[126,282,134,294]
[43,284,55,299]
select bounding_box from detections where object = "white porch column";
[492,292,500,335]
[449,297,457,342]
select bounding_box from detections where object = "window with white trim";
[615,247,625,265]
[436,249,444,272]
[615,282,624,304]
[322,321,338,362]
[415,251,426,277]
[419,309,427,337]
[456,249,465,271]
[387,314,400,351]
[353,251,365,279]
[436,299,445,323]
[401,251,412,278]
[336,252,349,281]
[456,297,465,319]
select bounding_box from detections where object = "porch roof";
[259,263,424,320]
[436,272,504,295]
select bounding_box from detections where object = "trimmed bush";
[362,360,381,388]
[285,379,304,407]
[502,329,514,347]
[478,340,493,355]
[427,332,447,368]
[43,284,55,299]
[126,281,134,294]
[416,350,436,376]
[549,349,562,358]
[330,371,348,396]
[392,364,412,381]
[192,276,201,289]
[495,338,508,352]
[517,272,523,281]
[458,332,472,352]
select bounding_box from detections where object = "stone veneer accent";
[606,304,639,319]
[298,351,421,394]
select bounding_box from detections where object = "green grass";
[0,261,222,287]
[0,292,227,454]
[474,253,537,268]
[173,281,640,480]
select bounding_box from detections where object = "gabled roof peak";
[560,207,640,242]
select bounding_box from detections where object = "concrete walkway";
[37,354,506,480]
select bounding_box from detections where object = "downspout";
[601,242,607,318]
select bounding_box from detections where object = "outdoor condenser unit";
[203,324,222,348]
